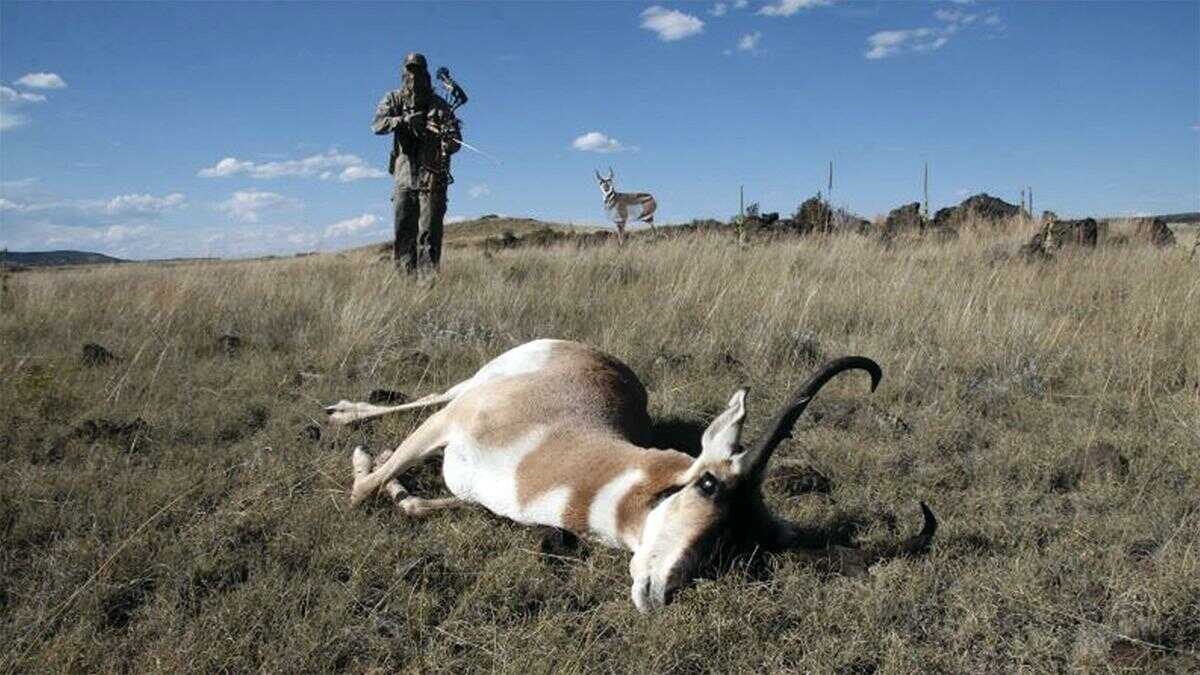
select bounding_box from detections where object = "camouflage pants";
[393,186,447,274]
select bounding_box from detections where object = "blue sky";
[1,1,1197,259]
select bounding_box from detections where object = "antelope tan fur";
[326,339,937,612]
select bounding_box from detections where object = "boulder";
[1048,218,1100,248]
[931,206,958,228]
[794,196,833,234]
[884,202,925,235]
[1130,217,1176,248]
[933,193,1022,228]
[1022,218,1100,258]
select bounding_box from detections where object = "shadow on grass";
[644,415,707,456]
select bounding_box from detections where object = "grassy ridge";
[1,221,1198,672]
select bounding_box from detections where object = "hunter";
[372,52,461,274]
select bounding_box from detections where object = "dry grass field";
[2,219,1198,672]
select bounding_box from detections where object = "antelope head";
[629,357,937,612]
[594,167,616,195]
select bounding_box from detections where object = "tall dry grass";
[1,222,1197,672]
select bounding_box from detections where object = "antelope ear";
[699,389,746,462]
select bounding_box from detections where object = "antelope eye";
[697,473,719,497]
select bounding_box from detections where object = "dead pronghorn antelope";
[326,339,936,612]
[594,168,657,244]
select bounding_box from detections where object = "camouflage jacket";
[372,90,461,191]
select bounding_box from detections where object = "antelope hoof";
[383,479,407,502]
[398,497,431,517]
[350,446,374,506]
[325,400,369,426]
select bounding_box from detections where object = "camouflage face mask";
[402,70,433,109]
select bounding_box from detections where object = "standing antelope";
[594,168,657,244]
[326,339,936,612]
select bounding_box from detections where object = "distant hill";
[442,215,594,247]
[1,250,128,268]
[343,215,594,259]
[1156,212,1200,224]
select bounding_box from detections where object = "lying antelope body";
[327,339,936,612]
[594,168,657,244]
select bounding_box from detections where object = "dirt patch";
[216,405,270,445]
[1051,441,1129,491]
[367,389,408,405]
[770,463,833,496]
[802,399,911,436]
[100,577,157,631]
[75,417,151,450]
[81,342,118,367]
[217,334,243,356]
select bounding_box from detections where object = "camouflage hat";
[404,52,428,70]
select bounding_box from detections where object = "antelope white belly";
[442,426,569,528]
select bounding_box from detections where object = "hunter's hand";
[404,110,426,132]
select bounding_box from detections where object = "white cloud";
[0,177,37,192]
[16,72,67,89]
[98,224,152,242]
[866,7,1002,60]
[571,131,633,153]
[337,165,387,182]
[1,85,49,132]
[324,213,378,238]
[0,86,46,103]
[1,204,332,260]
[42,224,152,247]
[198,150,386,181]
[759,0,831,18]
[709,3,727,17]
[468,184,491,199]
[0,192,187,219]
[934,8,977,25]
[216,190,301,223]
[640,6,704,42]
[734,0,748,7]
[198,157,253,177]
[0,110,29,131]
[738,31,763,51]
[865,27,946,59]
[102,193,186,216]
[445,215,471,224]
[196,223,328,258]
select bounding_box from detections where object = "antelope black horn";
[741,356,882,483]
